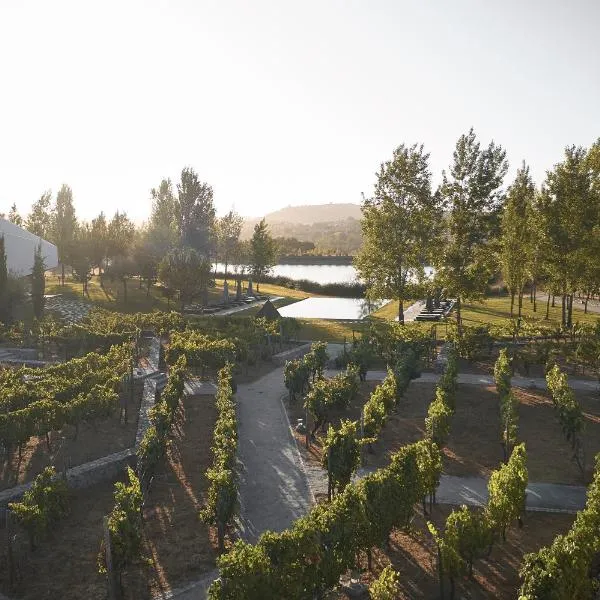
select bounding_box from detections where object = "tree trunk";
[567,294,574,328]
[533,281,537,312]
[510,292,514,316]
[561,295,566,327]
[398,298,405,324]
[551,295,555,307]
[123,279,127,303]
[585,293,589,313]
[545,293,551,320]
[518,292,523,318]
[146,281,151,298]
[61,263,65,287]
[456,297,462,331]
[217,521,225,554]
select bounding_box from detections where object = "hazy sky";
[1,0,598,223]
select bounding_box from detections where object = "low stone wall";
[135,377,158,449]
[272,343,312,366]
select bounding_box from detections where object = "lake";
[214,264,434,286]
[214,263,358,285]
[278,297,390,320]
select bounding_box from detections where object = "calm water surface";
[214,263,358,285]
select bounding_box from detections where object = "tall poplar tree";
[149,178,179,254]
[31,243,46,319]
[542,146,597,327]
[177,167,215,255]
[355,143,440,323]
[438,129,508,328]
[250,218,277,293]
[217,209,243,280]
[52,184,77,286]
[500,162,535,317]
[26,191,53,238]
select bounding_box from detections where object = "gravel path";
[235,367,313,543]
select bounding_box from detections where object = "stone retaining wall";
[272,343,312,366]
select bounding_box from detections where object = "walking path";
[537,293,600,315]
[363,370,600,393]
[235,367,313,542]
[394,300,425,322]
[170,359,594,598]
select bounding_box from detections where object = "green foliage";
[31,243,46,320]
[137,355,187,489]
[486,443,528,540]
[200,363,238,552]
[369,566,400,600]
[284,358,310,402]
[322,419,360,497]
[355,143,441,323]
[158,246,211,311]
[304,363,358,435]
[0,235,8,324]
[0,344,130,452]
[99,467,143,574]
[494,348,518,459]
[10,466,69,549]
[250,218,278,289]
[519,453,600,599]
[500,163,536,316]
[362,369,396,439]
[425,387,453,447]
[546,364,585,473]
[209,442,429,599]
[447,324,493,361]
[437,128,508,326]
[304,341,329,381]
[414,438,443,509]
[167,330,239,375]
[443,505,493,578]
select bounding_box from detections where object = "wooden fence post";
[103,515,121,600]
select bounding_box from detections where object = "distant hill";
[241,203,362,251]
[260,203,361,225]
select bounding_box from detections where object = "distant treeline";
[213,271,365,298]
[277,255,354,265]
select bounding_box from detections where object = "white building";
[0,218,58,275]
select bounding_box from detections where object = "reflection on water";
[214,263,357,285]
[214,263,434,286]
[278,297,390,320]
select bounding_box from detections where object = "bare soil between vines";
[0,380,144,492]
[0,392,218,600]
[331,505,575,600]
[287,377,600,486]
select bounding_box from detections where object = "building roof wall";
[0,218,58,275]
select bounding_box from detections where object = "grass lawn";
[461,294,599,327]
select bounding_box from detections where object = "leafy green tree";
[71,225,94,295]
[250,218,277,292]
[52,184,78,286]
[26,191,53,238]
[31,243,46,319]
[89,212,108,277]
[158,247,211,312]
[149,178,179,254]
[494,348,518,460]
[106,255,136,303]
[217,209,243,280]
[177,167,215,255]
[0,235,8,323]
[355,143,440,323]
[500,163,535,316]
[132,233,161,297]
[438,129,508,328]
[8,203,23,226]
[541,145,598,328]
[106,211,134,266]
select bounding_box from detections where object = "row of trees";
[5,168,279,315]
[357,132,600,327]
